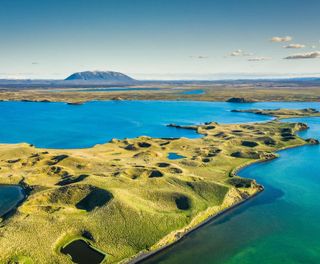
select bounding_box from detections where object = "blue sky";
[0,0,320,79]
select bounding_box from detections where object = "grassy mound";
[174,195,190,210]
[241,140,259,147]
[57,174,89,186]
[228,177,254,188]
[21,185,112,213]
[186,181,229,205]
[76,188,113,212]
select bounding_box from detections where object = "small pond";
[168,152,186,160]
[61,239,105,264]
[0,185,25,217]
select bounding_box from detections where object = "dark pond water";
[61,239,105,264]
[0,185,25,217]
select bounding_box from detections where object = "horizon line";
[1,72,320,81]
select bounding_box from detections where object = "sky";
[0,0,320,80]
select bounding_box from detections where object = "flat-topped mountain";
[65,71,135,83]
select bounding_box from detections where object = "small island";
[226,97,255,103]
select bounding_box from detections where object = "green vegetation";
[2,82,320,103]
[0,111,316,263]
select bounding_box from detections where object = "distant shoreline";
[2,80,320,103]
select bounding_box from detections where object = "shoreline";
[126,126,311,264]
[0,183,29,221]
[1,98,320,104]
[127,186,264,264]
[0,139,309,263]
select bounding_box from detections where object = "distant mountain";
[65,71,135,83]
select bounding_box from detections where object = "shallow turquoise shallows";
[142,117,320,264]
[0,101,319,149]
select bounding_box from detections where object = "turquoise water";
[181,89,205,95]
[0,101,319,149]
[167,152,186,160]
[142,117,320,263]
[0,185,25,217]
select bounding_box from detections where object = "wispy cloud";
[248,57,272,62]
[189,55,209,59]
[283,43,305,49]
[284,51,320,59]
[229,49,253,57]
[271,36,292,42]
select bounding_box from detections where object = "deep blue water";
[0,101,319,149]
[0,185,24,217]
[142,114,320,263]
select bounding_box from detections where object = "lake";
[0,185,25,217]
[0,101,318,149]
[1,100,320,263]
[141,114,320,263]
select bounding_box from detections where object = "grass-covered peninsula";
[0,109,318,264]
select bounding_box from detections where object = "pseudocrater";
[174,194,191,210]
[61,239,105,264]
[76,187,113,212]
[26,185,113,213]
